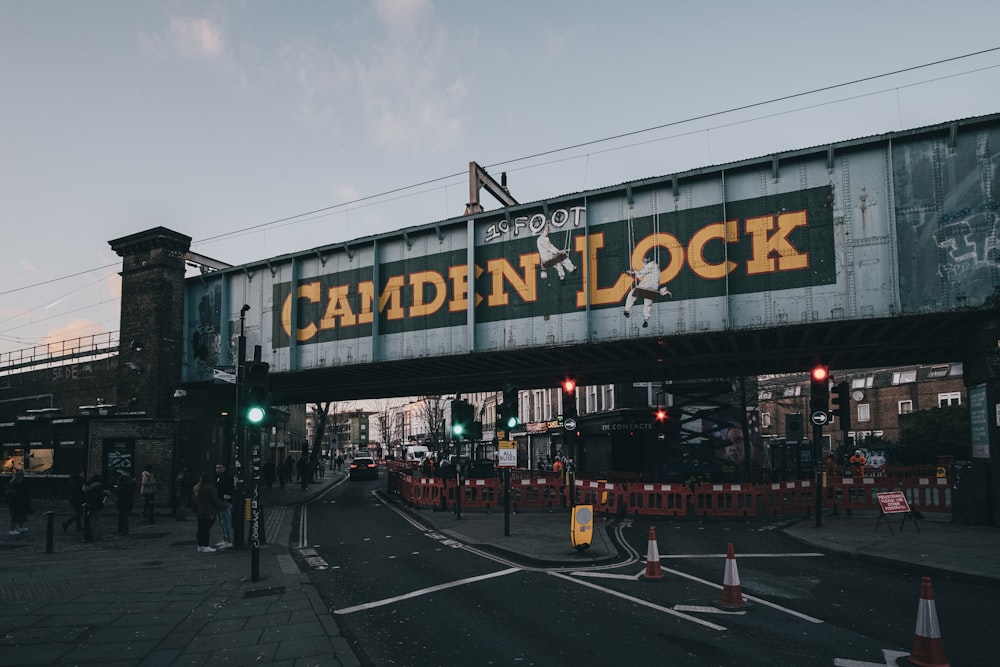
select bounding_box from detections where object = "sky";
[1,0,999,360]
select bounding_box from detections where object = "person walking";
[61,469,86,533]
[83,474,109,541]
[214,463,235,549]
[140,464,156,524]
[115,472,136,536]
[297,456,309,489]
[263,460,276,489]
[193,471,229,553]
[4,469,31,535]
[174,468,192,521]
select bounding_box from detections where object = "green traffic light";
[246,406,266,424]
[452,424,465,436]
[505,415,519,429]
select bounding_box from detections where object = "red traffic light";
[654,408,667,421]
[562,379,576,394]
[811,365,829,382]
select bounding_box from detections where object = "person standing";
[140,464,156,524]
[297,456,309,489]
[174,468,192,521]
[115,472,136,536]
[61,469,86,533]
[849,450,867,478]
[193,471,229,553]
[4,469,31,535]
[213,463,235,549]
[262,460,276,489]
[83,474,108,541]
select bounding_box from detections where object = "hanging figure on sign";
[623,255,672,328]
[536,224,576,281]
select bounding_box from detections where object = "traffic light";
[653,406,668,439]
[561,378,577,420]
[809,365,830,416]
[832,381,851,430]
[243,360,270,426]
[451,399,474,439]
[500,384,519,430]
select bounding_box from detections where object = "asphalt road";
[295,475,992,666]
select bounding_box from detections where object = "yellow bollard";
[571,504,593,551]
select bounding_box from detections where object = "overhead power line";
[5,46,999,300]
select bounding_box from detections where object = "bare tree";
[416,395,448,450]
[370,399,402,456]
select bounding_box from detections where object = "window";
[938,392,961,407]
[892,370,917,384]
[928,365,948,379]
[949,363,963,377]
[761,413,771,428]
[782,386,800,398]
[898,400,913,414]
[758,390,773,401]
[858,404,870,422]
[851,376,874,389]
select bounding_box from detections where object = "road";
[292,474,992,666]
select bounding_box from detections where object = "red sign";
[876,491,911,515]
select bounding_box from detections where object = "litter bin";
[951,460,991,525]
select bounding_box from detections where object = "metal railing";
[0,332,120,375]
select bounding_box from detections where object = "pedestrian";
[174,467,192,521]
[284,456,295,488]
[335,454,344,473]
[193,471,229,553]
[297,456,309,489]
[849,450,867,478]
[263,460,276,489]
[4,469,31,535]
[61,469,86,533]
[214,463,235,549]
[115,472,136,535]
[83,474,109,541]
[140,464,156,524]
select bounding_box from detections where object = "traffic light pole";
[234,306,248,550]
[814,421,824,528]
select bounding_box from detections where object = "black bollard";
[45,511,54,554]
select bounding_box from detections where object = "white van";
[403,445,430,465]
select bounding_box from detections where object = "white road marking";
[655,565,824,624]
[572,571,642,581]
[550,572,727,631]
[660,552,824,559]
[673,604,746,616]
[834,649,908,666]
[334,567,521,615]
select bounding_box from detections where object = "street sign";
[564,417,577,431]
[811,410,829,425]
[213,367,237,384]
[498,440,517,467]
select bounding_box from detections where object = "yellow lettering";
[688,221,738,280]
[356,281,374,325]
[745,211,809,275]
[278,281,320,342]
[409,270,447,318]
[319,285,357,329]
[379,275,406,320]
[486,256,538,307]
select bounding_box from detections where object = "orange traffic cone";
[640,526,664,581]
[719,542,746,609]
[907,576,950,667]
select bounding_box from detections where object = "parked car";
[349,456,379,481]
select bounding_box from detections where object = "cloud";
[374,0,432,27]
[43,319,112,347]
[169,16,225,60]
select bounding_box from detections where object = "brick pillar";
[109,227,192,418]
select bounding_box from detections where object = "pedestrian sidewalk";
[782,511,1000,585]
[0,474,360,667]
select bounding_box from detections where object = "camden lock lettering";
[603,423,655,431]
[276,192,830,347]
